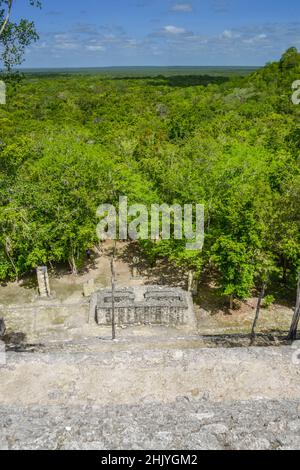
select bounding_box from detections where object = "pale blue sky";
[13,0,300,67]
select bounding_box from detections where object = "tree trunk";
[0,0,13,37]
[110,242,116,340]
[188,270,194,292]
[229,294,234,310]
[69,252,78,275]
[4,239,18,282]
[6,251,18,282]
[0,318,6,337]
[287,271,300,341]
[250,280,267,345]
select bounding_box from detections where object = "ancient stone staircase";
[0,344,300,449]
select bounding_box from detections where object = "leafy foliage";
[0,49,299,303]
[0,0,40,70]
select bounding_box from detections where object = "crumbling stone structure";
[36,266,51,298]
[90,286,195,328]
[0,80,6,105]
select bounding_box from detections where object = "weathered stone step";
[0,346,299,407]
[1,398,300,450]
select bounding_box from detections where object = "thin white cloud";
[171,3,193,12]
[221,29,240,39]
[86,44,106,51]
[243,33,268,45]
[53,34,79,50]
[27,20,300,67]
[163,25,186,34]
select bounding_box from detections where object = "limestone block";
[36,266,50,298]
[83,279,95,297]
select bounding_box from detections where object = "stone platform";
[89,286,195,329]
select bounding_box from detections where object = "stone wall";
[91,286,195,328]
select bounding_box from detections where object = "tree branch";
[0,0,13,37]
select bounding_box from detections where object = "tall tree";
[287,271,300,341]
[0,0,40,70]
[250,274,269,345]
[110,242,117,341]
